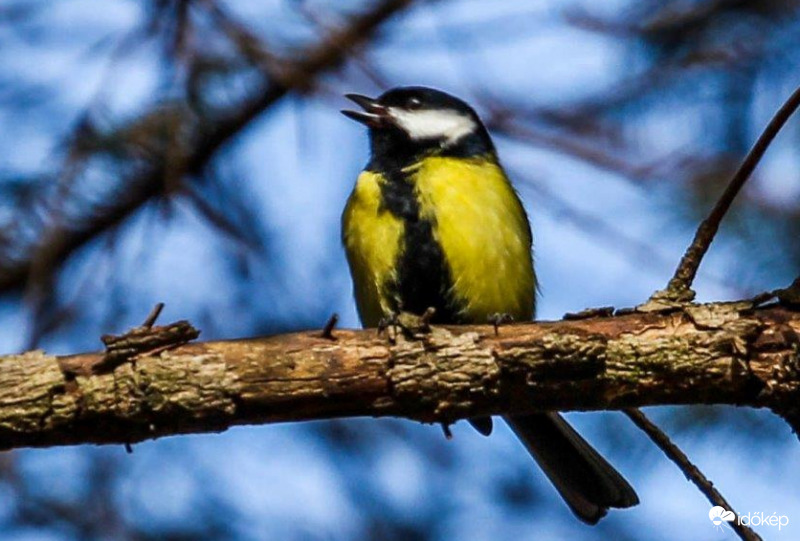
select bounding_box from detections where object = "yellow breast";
[411,156,535,322]
[342,157,535,327]
[341,170,404,326]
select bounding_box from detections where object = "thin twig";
[141,302,165,328]
[624,409,762,541]
[321,313,339,340]
[656,85,800,303]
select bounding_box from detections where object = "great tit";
[340,86,638,524]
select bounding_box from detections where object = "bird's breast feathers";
[412,157,535,321]
[342,156,535,325]
[341,169,404,326]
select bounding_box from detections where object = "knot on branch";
[98,320,200,374]
[57,304,201,378]
[638,287,694,313]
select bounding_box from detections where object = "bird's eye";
[406,97,422,109]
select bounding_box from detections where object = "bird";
[340,86,638,524]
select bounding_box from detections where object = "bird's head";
[342,86,494,165]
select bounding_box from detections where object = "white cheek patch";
[390,108,477,144]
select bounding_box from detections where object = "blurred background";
[0,0,798,539]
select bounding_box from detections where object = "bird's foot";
[377,312,400,343]
[378,308,436,342]
[488,312,514,335]
[396,307,436,336]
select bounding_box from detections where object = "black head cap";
[342,86,495,169]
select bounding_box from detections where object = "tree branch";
[650,85,800,305]
[624,408,762,541]
[0,0,415,293]
[1,300,798,451]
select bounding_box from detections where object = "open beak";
[341,94,389,128]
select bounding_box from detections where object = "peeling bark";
[0,302,798,450]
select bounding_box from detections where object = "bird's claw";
[488,312,514,335]
[378,308,437,341]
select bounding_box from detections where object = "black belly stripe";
[375,167,465,323]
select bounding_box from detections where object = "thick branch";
[1,301,799,450]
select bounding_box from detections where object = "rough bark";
[0,301,798,451]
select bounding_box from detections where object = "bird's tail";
[504,412,639,524]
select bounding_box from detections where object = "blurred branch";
[650,84,800,306]
[1,300,799,450]
[625,408,762,541]
[508,167,697,281]
[0,0,415,294]
[492,118,656,184]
